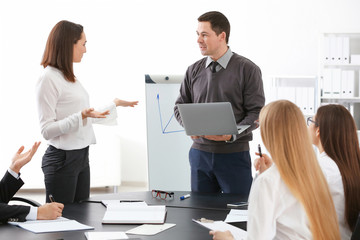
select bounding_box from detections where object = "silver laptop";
[177,102,250,136]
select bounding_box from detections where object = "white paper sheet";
[85,231,128,240]
[9,217,94,233]
[224,209,248,223]
[126,223,176,235]
[193,219,247,240]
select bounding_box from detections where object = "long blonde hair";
[259,100,340,240]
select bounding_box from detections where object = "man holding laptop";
[174,11,265,195]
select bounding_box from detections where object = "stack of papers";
[193,219,247,240]
[9,217,94,233]
[85,231,128,240]
[225,209,248,223]
[102,202,167,224]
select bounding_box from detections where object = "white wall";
[1,0,360,187]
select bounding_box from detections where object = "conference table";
[0,191,248,240]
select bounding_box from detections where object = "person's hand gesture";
[10,142,41,174]
[81,108,110,119]
[254,152,273,174]
[113,98,139,107]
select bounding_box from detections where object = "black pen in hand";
[254,144,263,180]
[258,144,262,157]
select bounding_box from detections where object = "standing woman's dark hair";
[316,104,360,231]
[41,20,83,82]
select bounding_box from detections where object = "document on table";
[9,217,94,233]
[85,231,128,240]
[101,200,147,207]
[225,209,248,223]
[192,219,247,240]
[102,202,167,224]
[126,223,176,235]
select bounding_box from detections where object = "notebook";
[177,102,250,136]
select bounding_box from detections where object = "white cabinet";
[268,76,318,117]
[319,33,360,130]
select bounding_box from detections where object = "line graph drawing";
[157,93,184,134]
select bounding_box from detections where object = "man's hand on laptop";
[191,136,201,139]
[203,135,232,141]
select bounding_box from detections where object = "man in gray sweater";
[174,11,265,195]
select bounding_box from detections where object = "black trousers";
[42,145,90,204]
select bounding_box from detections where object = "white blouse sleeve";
[91,102,118,126]
[247,172,278,240]
[35,76,83,140]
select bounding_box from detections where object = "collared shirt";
[7,169,37,220]
[247,165,312,239]
[205,47,234,72]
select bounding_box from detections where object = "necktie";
[211,61,218,73]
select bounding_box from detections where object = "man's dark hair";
[198,11,230,44]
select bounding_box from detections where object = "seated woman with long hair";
[210,100,340,240]
[307,104,360,239]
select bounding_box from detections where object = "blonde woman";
[210,100,340,240]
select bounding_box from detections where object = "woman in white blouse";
[210,100,340,240]
[307,104,360,239]
[36,20,138,204]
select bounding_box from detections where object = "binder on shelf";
[295,87,303,112]
[341,70,348,97]
[322,69,333,97]
[329,36,337,64]
[342,37,350,64]
[331,68,341,97]
[335,37,343,64]
[341,70,355,98]
[323,36,331,64]
[307,87,315,115]
[347,70,355,97]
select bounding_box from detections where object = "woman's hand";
[113,98,138,107]
[254,152,273,174]
[209,230,234,240]
[81,108,110,119]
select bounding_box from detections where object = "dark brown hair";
[316,104,360,231]
[41,20,83,82]
[198,11,230,44]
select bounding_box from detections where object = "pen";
[254,144,263,181]
[49,194,55,203]
[180,194,191,200]
[258,144,262,157]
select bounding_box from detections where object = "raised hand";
[10,142,41,174]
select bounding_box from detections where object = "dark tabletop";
[0,191,248,240]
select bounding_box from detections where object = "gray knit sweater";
[174,52,265,153]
